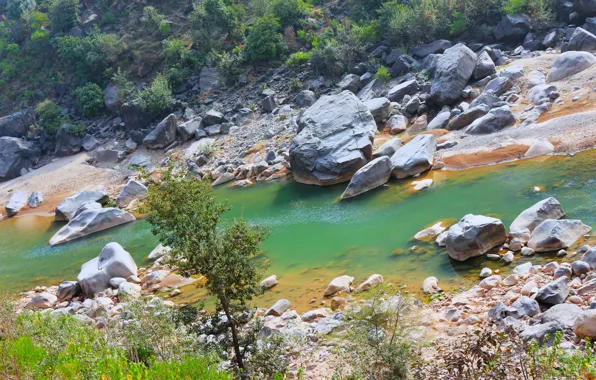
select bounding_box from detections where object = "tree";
[142,167,269,374]
[138,74,172,113]
[49,0,79,33]
[72,82,104,116]
[6,0,36,20]
[245,15,283,62]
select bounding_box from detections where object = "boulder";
[473,51,497,80]
[5,192,28,216]
[446,104,490,130]
[527,219,591,252]
[82,134,100,151]
[563,27,596,52]
[357,79,383,101]
[575,310,596,339]
[484,76,514,96]
[199,67,219,93]
[546,51,596,83]
[341,156,392,200]
[77,242,138,296]
[260,275,278,289]
[430,44,477,106]
[289,91,376,186]
[427,108,451,130]
[488,302,519,322]
[542,303,582,329]
[118,282,142,300]
[121,101,155,132]
[27,292,57,309]
[414,222,446,241]
[390,134,436,178]
[27,191,43,208]
[0,110,33,138]
[295,90,317,108]
[528,70,546,88]
[116,180,148,208]
[373,137,402,158]
[266,299,291,316]
[54,124,82,157]
[148,243,171,261]
[143,114,177,149]
[493,14,531,43]
[356,274,384,292]
[57,281,79,302]
[387,80,419,103]
[525,140,555,158]
[50,208,136,245]
[465,105,515,134]
[510,198,565,238]
[520,321,562,343]
[390,56,413,77]
[103,84,120,114]
[528,84,558,104]
[324,275,354,296]
[388,114,408,134]
[535,277,569,305]
[364,97,391,123]
[408,40,452,59]
[337,74,362,93]
[55,190,108,221]
[177,118,203,141]
[445,214,507,261]
[422,276,441,293]
[469,92,506,109]
[480,275,502,289]
[512,296,540,317]
[0,137,40,180]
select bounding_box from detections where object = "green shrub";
[309,25,367,76]
[504,0,554,29]
[285,51,311,67]
[49,0,79,33]
[35,99,62,134]
[6,0,36,20]
[249,0,273,17]
[158,20,171,37]
[460,0,504,31]
[272,0,307,27]
[66,122,87,136]
[161,38,193,66]
[111,68,136,104]
[73,82,104,116]
[450,11,467,36]
[138,74,172,113]
[28,29,50,52]
[374,66,391,83]
[245,15,283,62]
[190,0,244,52]
[100,11,116,26]
[140,6,165,28]
[215,49,242,86]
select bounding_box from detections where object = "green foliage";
[29,29,50,51]
[190,0,244,52]
[271,0,308,27]
[459,0,504,32]
[100,12,116,26]
[161,38,193,67]
[35,98,62,134]
[245,15,283,62]
[285,51,311,67]
[249,0,273,17]
[138,74,171,113]
[215,49,242,86]
[158,20,171,37]
[450,11,467,36]
[6,0,36,20]
[140,6,165,28]
[66,121,87,136]
[49,0,79,33]
[309,24,368,75]
[374,65,391,83]
[349,0,385,21]
[504,0,527,14]
[143,166,269,372]
[504,0,554,29]
[111,67,136,104]
[72,82,104,117]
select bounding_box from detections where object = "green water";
[2,150,596,307]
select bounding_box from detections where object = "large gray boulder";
[520,321,562,343]
[473,51,497,80]
[430,44,477,106]
[341,156,392,200]
[0,110,33,138]
[295,90,317,108]
[177,117,203,141]
[427,108,451,130]
[364,97,391,123]
[408,40,452,59]
[446,104,490,130]
[5,192,28,217]
[512,296,540,317]
[289,91,376,186]
[535,277,569,305]
[55,190,108,221]
[582,247,596,269]
[121,101,155,132]
[484,76,514,96]
[546,51,596,82]
[357,79,383,101]
[527,219,591,252]
[337,74,362,93]
[50,208,136,245]
[387,80,419,103]
[575,310,596,340]
[493,14,531,43]
[144,114,177,149]
[116,180,148,208]
[542,304,582,329]
[563,27,596,52]
[465,105,516,134]
[0,137,41,180]
[77,242,138,296]
[510,198,565,238]
[445,214,507,261]
[199,67,219,93]
[373,138,402,158]
[103,84,120,114]
[55,124,82,157]
[390,134,436,178]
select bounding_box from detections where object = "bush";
[272,0,308,27]
[285,51,311,67]
[158,20,171,37]
[460,0,504,31]
[190,0,244,52]
[504,0,554,29]
[28,29,50,52]
[35,99,62,134]
[161,38,193,66]
[72,83,104,116]
[138,74,172,113]
[6,0,36,20]
[100,12,116,26]
[309,24,368,76]
[141,6,165,27]
[66,122,87,136]
[374,66,391,83]
[111,68,136,104]
[49,0,79,33]
[245,15,283,62]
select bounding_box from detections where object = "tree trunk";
[221,299,245,374]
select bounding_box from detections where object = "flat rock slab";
[50,208,136,246]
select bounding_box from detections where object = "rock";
[572,260,591,275]
[357,79,382,101]
[266,299,291,316]
[82,134,100,151]
[295,90,317,108]
[337,74,362,93]
[213,172,235,186]
[521,247,535,256]
[301,308,328,322]
[356,274,384,292]
[514,262,534,275]
[412,178,433,191]
[144,114,177,149]
[148,243,171,261]
[390,134,436,179]
[121,101,155,132]
[0,110,34,138]
[54,124,82,157]
[199,67,219,93]
[554,266,572,279]
[109,277,126,288]
[436,231,448,247]
[427,108,451,130]
[582,247,596,269]
[57,281,79,302]
[543,31,558,48]
[390,56,413,77]
[408,40,452,59]
[28,292,57,309]
[469,92,506,109]
[177,118,203,141]
[289,91,376,186]
[422,276,441,293]
[0,137,41,180]
[563,27,596,53]
[479,275,502,290]
[103,84,119,114]
[414,222,446,241]
[520,321,562,343]
[527,219,591,252]
[203,110,224,126]
[261,95,277,113]
[430,44,477,106]
[445,214,507,261]
[125,139,137,153]
[578,279,596,295]
[364,97,391,123]
[480,267,493,278]
[484,76,514,97]
[324,275,354,296]
[388,115,408,134]
[387,80,419,103]
[315,313,345,334]
[445,309,462,322]
[535,277,569,305]
[446,104,490,130]
[118,282,142,300]
[510,198,565,238]
[528,71,546,88]
[260,275,278,289]
[543,304,582,329]
[493,14,531,43]
[525,140,555,158]
[116,180,148,208]
[77,242,138,296]
[341,156,392,200]
[465,105,516,134]
[49,208,136,245]
[547,51,596,83]
[27,191,43,208]
[575,310,596,339]
[5,192,28,216]
[502,251,514,264]
[373,138,402,158]
[55,190,108,221]
[488,302,519,322]
[528,84,558,105]
[512,296,540,317]
[509,238,522,252]
[473,51,497,80]
[411,115,427,131]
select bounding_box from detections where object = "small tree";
[35,99,62,134]
[49,0,79,33]
[142,166,269,373]
[245,15,283,62]
[138,74,172,113]
[72,83,104,116]
[6,0,36,20]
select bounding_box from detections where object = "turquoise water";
[1,150,596,307]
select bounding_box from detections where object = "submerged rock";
[50,208,136,245]
[445,214,507,261]
[341,156,392,200]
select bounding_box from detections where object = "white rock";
[324,275,354,296]
[414,222,446,241]
[260,275,278,289]
[356,274,384,292]
[422,276,441,294]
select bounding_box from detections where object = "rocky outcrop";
[390,134,436,179]
[430,44,477,106]
[77,242,138,296]
[55,190,108,221]
[387,80,419,103]
[289,91,376,186]
[465,105,515,134]
[50,208,136,245]
[535,277,569,305]
[341,156,392,200]
[121,101,155,132]
[0,137,40,180]
[116,180,148,208]
[493,14,531,43]
[527,219,591,252]
[0,110,33,138]
[563,27,596,52]
[546,51,596,82]
[5,192,28,216]
[408,40,452,59]
[445,214,507,261]
[144,114,178,149]
[510,198,565,239]
[55,124,82,157]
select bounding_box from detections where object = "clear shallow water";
[2,150,596,308]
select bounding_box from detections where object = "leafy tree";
[142,166,268,373]
[189,0,244,52]
[49,0,79,33]
[72,82,104,116]
[6,0,36,20]
[35,99,62,134]
[111,67,136,104]
[245,15,283,62]
[272,0,307,27]
[138,74,172,113]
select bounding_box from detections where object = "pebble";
[480,268,492,278]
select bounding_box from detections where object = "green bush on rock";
[245,15,284,62]
[35,99,62,134]
[138,74,172,113]
[73,83,105,117]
